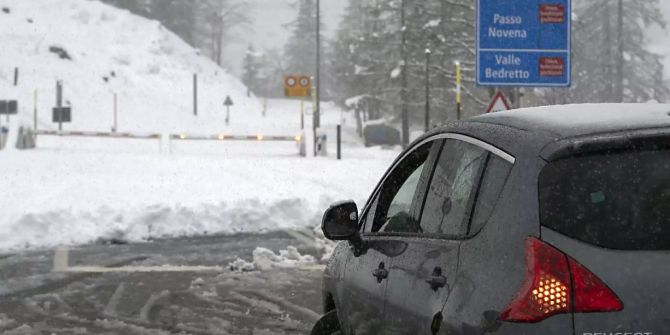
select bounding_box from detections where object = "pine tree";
[193,0,250,66]
[540,0,670,104]
[331,0,489,124]
[284,0,324,76]
[242,45,260,96]
[257,49,287,97]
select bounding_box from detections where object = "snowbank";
[228,246,317,272]
[0,142,397,251]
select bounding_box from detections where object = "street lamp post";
[425,47,431,132]
[455,60,462,120]
[314,0,321,156]
[315,0,321,129]
[400,0,409,149]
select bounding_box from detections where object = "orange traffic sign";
[285,75,312,97]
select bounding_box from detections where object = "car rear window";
[539,149,670,250]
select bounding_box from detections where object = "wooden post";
[113,93,118,132]
[0,105,3,149]
[34,90,38,132]
[300,98,305,130]
[56,80,63,131]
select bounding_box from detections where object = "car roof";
[429,103,670,160]
[471,103,670,138]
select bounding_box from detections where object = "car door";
[340,140,437,335]
[382,136,491,335]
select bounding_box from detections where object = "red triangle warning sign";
[486,91,511,114]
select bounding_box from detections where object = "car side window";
[362,142,432,234]
[468,155,513,236]
[419,139,488,237]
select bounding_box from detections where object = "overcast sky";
[223,0,347,76]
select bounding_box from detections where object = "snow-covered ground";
[0,98,399,251]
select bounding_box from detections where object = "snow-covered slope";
[0,0,263,134]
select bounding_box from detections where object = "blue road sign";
[476,0,571,87]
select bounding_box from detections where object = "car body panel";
[542,227,670,335]
[384,237,461,334]
[438,154,574,334]
[339,239,393,334]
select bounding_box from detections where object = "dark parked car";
[312,104,670,335]
[363,122,401,147]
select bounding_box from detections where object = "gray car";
[313,104,670,335]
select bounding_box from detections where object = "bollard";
[53,246,70,272]
[337,125,341,160]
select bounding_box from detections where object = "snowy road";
[0,232,329,334]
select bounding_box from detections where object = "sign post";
[224,95,234,125]
[56,81,63,130]
[476,0,571,87]
[193,74,198,117]
[34,91,38,132]
[284,75,313,148]
[300,99,305,130]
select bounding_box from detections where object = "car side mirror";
[322,201,359,241]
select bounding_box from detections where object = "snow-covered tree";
[193,0,250,66]
[242,44,261,96]
[331,0,489,124]
[284,0,324,76]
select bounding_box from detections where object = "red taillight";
[499,237,623,323]
[569,258,623,313]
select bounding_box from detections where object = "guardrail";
[35,130,161,139]
[169,133,300,142]
[168,133,303,155]
[32,130,305,155]
[35,129,163,153]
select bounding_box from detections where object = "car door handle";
[372,262,388,283]
[426,267,447,291]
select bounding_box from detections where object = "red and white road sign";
[539,57,565,77]
[540,4,566,24]
[486,91,512,113]
[285,76,297,87]
[299,76,311,88]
